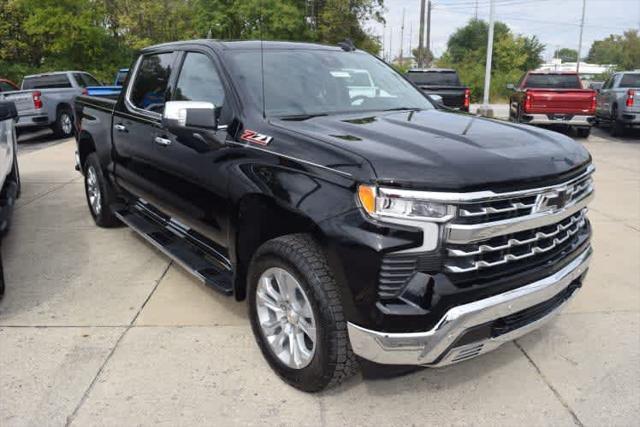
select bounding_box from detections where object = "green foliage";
[0,0,384,84]
[436,19,544,102]
[587,30,640,70]
[412,46,433,67]
[554,48,578,63]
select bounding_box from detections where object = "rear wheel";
[83,153,120,227]
[248,234,358,392]
[576,127,591,138]
[610,106,625,137]
[52,108,74,138]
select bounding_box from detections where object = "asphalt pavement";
[1,125,639,426]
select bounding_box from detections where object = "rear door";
[112,51,178,202]
[145,49,233,250]
[597,75,615,118]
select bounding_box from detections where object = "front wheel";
[248,234,358,392]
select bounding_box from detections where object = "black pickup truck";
[406,68,471,111]
[75,40,594,392]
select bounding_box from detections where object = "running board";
[115,204,233,295]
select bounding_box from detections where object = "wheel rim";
[86,166,102,215]
[255,267,317,369]
[61,113,72,135]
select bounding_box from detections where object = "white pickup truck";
[0,71,102,138]
[0,100,21,296]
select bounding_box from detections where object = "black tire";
[10,149,20,199]
[247,234,358,392]
[83,153,120,227]
[610,106,625,137]
[51,108,74,138]
[576,127,591,138]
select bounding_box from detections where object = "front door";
[145,50,233,254]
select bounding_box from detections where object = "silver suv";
[596,71,640,136]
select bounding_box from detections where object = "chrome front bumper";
[524,114,593,127]
[347,247,591,367]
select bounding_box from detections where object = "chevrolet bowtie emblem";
[534,189,570,213]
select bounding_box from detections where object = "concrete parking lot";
[1,126,639,426]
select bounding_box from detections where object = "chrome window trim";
[379,164,594,203]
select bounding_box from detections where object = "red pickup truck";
[508,72,596,137]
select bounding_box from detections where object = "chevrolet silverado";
[508,71,596,137]
[75,40,594,392]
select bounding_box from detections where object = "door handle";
[154,136,172,147]
[114,124,127,132]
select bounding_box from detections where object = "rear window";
[406,71,461,86]
[523,74,582,89]
[22,74,72,89]
[619,73,640,88]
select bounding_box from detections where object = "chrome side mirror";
[506,83,515,91]
[163,101,218,131]
[429,94,444,107]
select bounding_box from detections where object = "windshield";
[407,71,460,86]
[619,73,640,88]
[226,49,434,117]
[523,74,582,89]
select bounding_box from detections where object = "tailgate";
[527,90,594,114]
[1,91,37,115]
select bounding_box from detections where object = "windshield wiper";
[382,107,424,112]
[279,113,329,121]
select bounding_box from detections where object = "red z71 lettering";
[241,130,273,146]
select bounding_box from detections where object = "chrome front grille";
[456,173,593,225]
[445,209,589,274]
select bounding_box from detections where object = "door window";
[174,52,226,108]
[129,53,175,114]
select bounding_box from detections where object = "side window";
[129,53,175,114]
[174,52,225,108]
[603,76,615,89]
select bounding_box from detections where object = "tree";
[587,30,640,69]
[553,48,578,63]
[436,19,545,102]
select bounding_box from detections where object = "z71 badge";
[241,130,273,146]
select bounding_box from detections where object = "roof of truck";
[142,39,348,53]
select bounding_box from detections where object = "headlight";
[358,185,456,222]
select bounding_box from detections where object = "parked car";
[75,40,593,392]
[595,71,640,136]
[508,71,596,137]
[86,68,130,99]
[0,71,102,138]
[0,79,19,93]
[0,101,21,297]
[405,68,470,111]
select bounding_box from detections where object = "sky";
[374,0,640,63]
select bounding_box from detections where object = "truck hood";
[273,109,591,191]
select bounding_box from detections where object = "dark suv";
[75,40,593,392]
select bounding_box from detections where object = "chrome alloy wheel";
[86,166,102,215]
[256,267,317,369]
[61,112,73,136]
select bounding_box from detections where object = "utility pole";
[480,0,496,117]
[418,0,426,67]
[409,22,413,66]
[576,0,586,73]
[475,0,479,19]
[426,0,432,65]
[389,28,393,63]
[400,9,405,66]
[382,23,386,60]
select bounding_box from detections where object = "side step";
[115,202,233,295]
